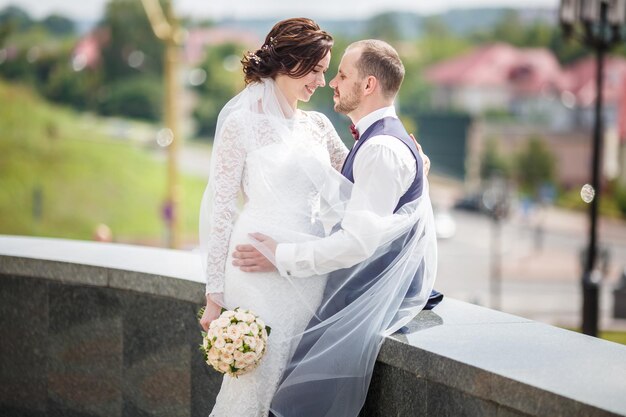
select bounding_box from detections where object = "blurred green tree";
[514,135,555,196]
[615,184,626,217]
[417,17,472,66]
[467,8,589,64]
[397,54,432,116]
[365,13,402,42]
[480,136,511,180]
[421,15,450,39]
[398,17,468,118]
[43,49,102,109]
[99,75,163,120]
[99,0,165,82]
[0,5,33,32]
[41,14,76,36]
[193,42,246,138]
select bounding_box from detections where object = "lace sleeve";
[320,113,349,171]
[204,114,246,294]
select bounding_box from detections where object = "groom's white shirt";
[275,105,417,277]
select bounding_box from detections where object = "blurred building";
[424,42,626,187]
[72,27,109,70]
[425,43,565,123]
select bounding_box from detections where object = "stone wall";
[1,236,626,417]
[0,274,221,417]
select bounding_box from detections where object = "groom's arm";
[275,148,412,277]
[233,137,418,277]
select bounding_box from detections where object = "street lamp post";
[559,0,626,336]
[141,0,184,249]
[484,175,509,311]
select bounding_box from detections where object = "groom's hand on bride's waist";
[232,233,277,273]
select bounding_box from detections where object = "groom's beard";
[334,82,362,115]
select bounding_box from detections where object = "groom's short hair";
[348,40,405,99]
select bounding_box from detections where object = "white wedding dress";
[204,107,348,417]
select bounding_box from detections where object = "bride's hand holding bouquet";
[198,306,271,377]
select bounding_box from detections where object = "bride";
[198,18,347,417]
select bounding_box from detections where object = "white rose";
[234,311,248,322]
[233,350,245,362]
[207,328,216,340]
[255,340,265,354]
[244,336,257,350]
[218,362,231,373]
[237,322,251,335]
[214,337,226,349]
[226,325,242,341]
[211,317,226,328]
[261,328,268,340]
[232,337,244,349]
[256,318,266,329]
[242,363,255,372]
[220,353,234,364]
[249,323,260,335]
[208,347,220,361]
[243,352,257,365]
[224,343,236,355]
[216,317,231,328]
[244,313,256,323]
[222,310,236,318]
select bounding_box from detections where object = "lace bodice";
[204,110,348,294]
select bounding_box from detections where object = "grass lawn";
[0,80,207,245]
[598,330,626,345]
[563,328,626,346]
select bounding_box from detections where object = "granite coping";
[0,235,205,303]
[2,235,626,416]
[388,299,626,416]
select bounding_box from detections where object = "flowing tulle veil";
[199,78,437,417]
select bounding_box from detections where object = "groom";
[233,39,442,309]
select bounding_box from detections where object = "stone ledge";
[2,235,626,417]
[382,300,626,416]
[0,235,205,304]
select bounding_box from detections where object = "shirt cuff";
[275,242,297,278]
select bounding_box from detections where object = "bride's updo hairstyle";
[242,18,333,85]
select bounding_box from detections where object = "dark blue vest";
[341,117,423,212]
[340,116,442,312]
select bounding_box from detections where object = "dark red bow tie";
[349,123,359,141]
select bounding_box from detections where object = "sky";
[1,0,560,21]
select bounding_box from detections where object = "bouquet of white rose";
[198,307,271,377]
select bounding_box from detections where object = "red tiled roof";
[562,56,626,106]
[425,43,564,95]
[425,42,626,106]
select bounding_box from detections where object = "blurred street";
[432,180,626,331]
